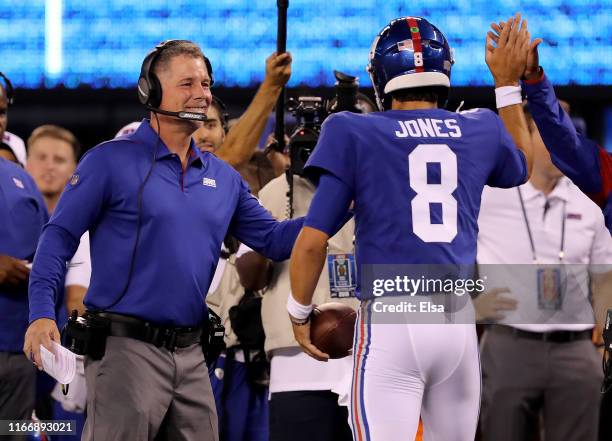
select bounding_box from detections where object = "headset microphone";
[144,105,208,122]
[137,39,214,123]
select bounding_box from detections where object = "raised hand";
[485,13,531,87]
[264,52,292,88]
[489,16,543,81]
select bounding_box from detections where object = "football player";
[288,14,534,441]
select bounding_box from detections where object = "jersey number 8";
[408,144,458,243]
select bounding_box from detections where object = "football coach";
[23,40,303,441]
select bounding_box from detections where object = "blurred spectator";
[204,51,292,441]
[475,102,612,441]
[193,96,228,154]
[238,134,289,197]
[193,52,291,169]
[26,125,80,213]
[237,138,358,441]
[0,74,27,167]
[207,239,270,441]
[523,67,612,234]
[0,153,48,439]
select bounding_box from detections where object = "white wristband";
[287,293,314,320]
[495,86,522,109]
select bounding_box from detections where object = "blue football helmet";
[367,17,454,110]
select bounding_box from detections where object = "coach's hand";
[263,52,292,89]
[485,13,531,87]
[489,18,543,81]
[292,320,330,362]
[473,288,518,322]
[23,318,61,370]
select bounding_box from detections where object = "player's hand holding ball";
[291,310,330,362]
[291,302,357,361]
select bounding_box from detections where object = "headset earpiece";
[137,40,214,123]
[138,40,214,110]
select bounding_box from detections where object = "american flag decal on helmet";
[397,39,414,51]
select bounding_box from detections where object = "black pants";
[269,391,352,441]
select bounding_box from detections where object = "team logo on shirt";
[69,174,80,186]
[202,177,217,188]
[12,177,24,189]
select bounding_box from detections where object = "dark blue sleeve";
[486,112,528,188]
[303,112,355,189]
[229,178,304,262]
[28,147,111,322]
[29,225,79,322]
[523,74,602,194]
[304,173,353,236]
[604,196,612,235]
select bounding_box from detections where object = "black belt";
[92,312,203,351]
[491,325,592,343]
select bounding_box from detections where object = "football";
[310,302,357,359]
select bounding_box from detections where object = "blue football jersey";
[305,108,527,268]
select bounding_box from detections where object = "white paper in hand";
[40,341,76,384]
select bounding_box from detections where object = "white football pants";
[349,300,481,441]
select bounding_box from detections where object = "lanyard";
[517,187,566,263]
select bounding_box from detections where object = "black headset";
[137,39,213,121]
[211,96,229,133]
[0,72,14,106]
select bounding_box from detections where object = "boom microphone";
[274,0,289,152]
[145,105,208,122]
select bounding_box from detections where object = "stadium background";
[1,0,611,153]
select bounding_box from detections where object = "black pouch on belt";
[202,308,226,366]
[228,290,269,388]
[61,310,110,360]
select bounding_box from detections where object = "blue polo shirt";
[29,120,303,327]
[0,158,48,352]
